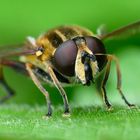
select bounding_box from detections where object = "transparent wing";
[99,20,140,41]
[0,43,37,58]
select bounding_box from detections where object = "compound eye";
[53,40,78,76]
[85,36,105,54]
[85,36,107,71]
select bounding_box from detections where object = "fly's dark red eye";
[85,36,107,71]
[53,40,78,76]
[85,36,105,54]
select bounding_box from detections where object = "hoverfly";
[0,21,140,117]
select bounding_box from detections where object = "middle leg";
[108,55,135,108]
[26,63,52,117]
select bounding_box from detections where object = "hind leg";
[0,59,27,103]
[0,65,14,103]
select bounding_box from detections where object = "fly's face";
[53,36,100,86]
[74,37,99,85]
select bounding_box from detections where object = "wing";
[0,43,37,58]
[99,20,140,40]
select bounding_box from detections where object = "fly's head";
[53,36,102,86]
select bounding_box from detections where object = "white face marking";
[75,50,86,84]
[75,49,99,85]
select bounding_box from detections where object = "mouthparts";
[81,51,96,86]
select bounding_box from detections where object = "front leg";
[44,63,70,116]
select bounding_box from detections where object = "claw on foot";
[128,104,138,109]
[107,106,113,112]
[42,112,52,120]
[42,114,52,120]
[62,113,71,118]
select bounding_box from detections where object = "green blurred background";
[0,0,140,107]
